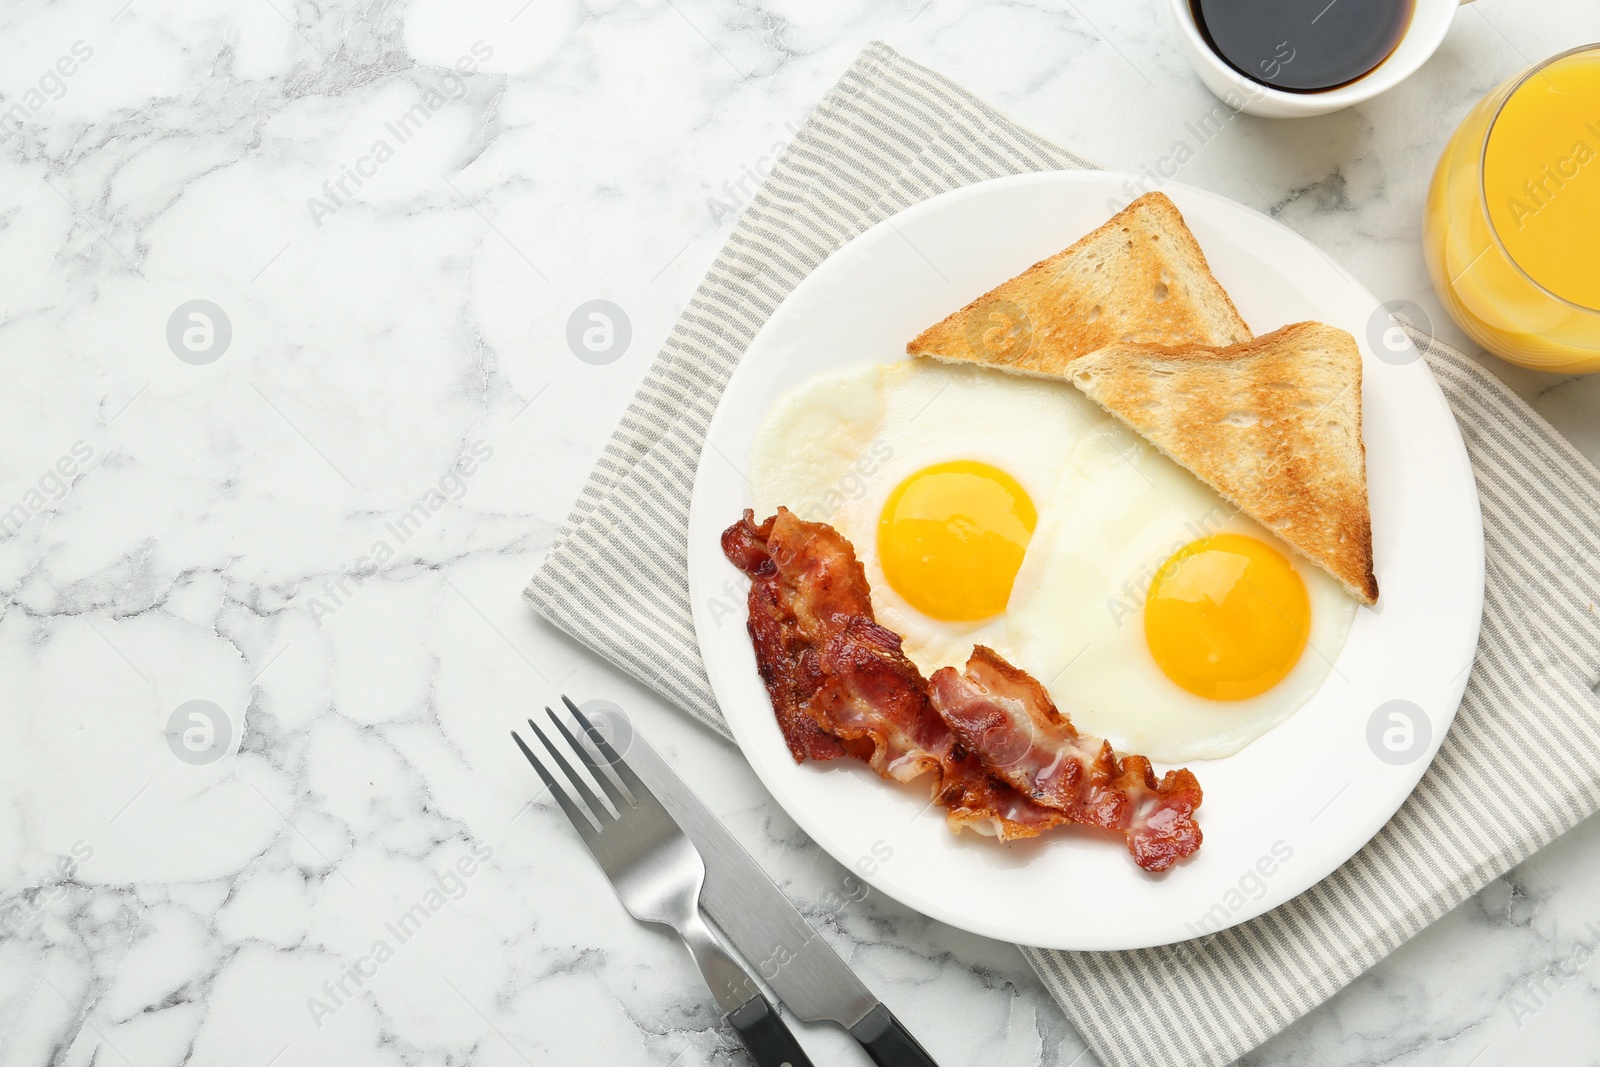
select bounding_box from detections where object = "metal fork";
[514,697,814,1067]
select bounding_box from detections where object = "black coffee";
[1191,0,1415,93]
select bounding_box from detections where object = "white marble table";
[3,1,1599,1064]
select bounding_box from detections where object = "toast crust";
[907,192,1252,375]
[1068,322,1379,605]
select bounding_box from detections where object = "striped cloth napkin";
[526,41,1600,1067]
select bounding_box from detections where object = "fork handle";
[728,993,814,1067]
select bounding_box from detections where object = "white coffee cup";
[1169,0,1471,118]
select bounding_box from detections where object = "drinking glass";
[1424,44,1600,373]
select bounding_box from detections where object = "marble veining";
[2,1,1598,1065]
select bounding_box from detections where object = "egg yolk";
[1144,533,1310,701]
[877,460,1036,621]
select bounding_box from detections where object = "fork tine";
[511,730,598,834]
[546,707,630,811]
[529,714,615,821]
[561,695,652,802]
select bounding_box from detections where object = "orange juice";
[1425,45,1600,373]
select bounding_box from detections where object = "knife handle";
[850,1004,942,1067]
[727,994,814,1067]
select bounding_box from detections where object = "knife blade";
[589,702,942,1067]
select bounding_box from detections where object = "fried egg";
[1005,419,1356,761]
[750,359,1357,762]
[751,360,1091,670]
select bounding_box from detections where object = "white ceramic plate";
[686,173,1483,950]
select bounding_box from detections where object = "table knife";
[611,706,942,1067]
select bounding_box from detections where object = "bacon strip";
[722,509,1205,868]
[928,647,1202,872]
[722,509,1062,840]
[722,511,867,764]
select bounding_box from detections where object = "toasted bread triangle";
[1068,322,1379,605]
[907,192,1252,374]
